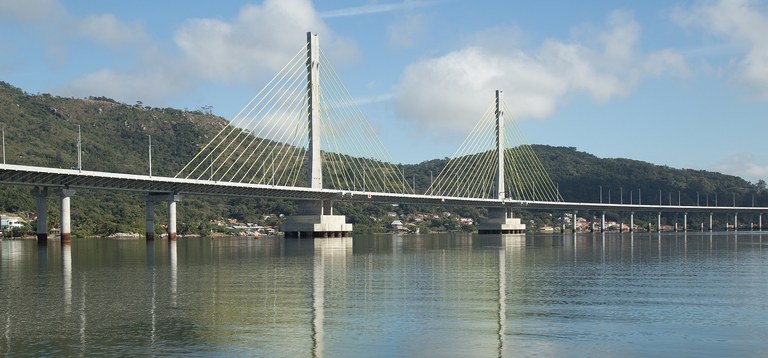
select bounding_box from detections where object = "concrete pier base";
[477,207,526,234]
[281,200,353,238]
[32,187,49,246]
[60,188,75,244]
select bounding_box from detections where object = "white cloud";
[394,11,688,133]
[712,153,768,181]
[52,0,357,107]
[77,13,148,48]
[320,0,437,18]
[673,0,768,99]
[174,0,357,83]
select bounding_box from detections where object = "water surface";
[1,232,766,357]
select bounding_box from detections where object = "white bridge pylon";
[426,90,564,202]
[176,33,412,195]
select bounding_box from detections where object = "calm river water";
[1,232,767,357]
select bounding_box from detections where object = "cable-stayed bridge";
[1,33,766,244]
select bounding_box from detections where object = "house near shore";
[0,215,25,229]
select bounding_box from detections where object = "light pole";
[148,135,152,177]
[77,124,82,171]
[599,185,603,204]
[2,123,5,165]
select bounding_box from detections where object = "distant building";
[0,216,25,229]
[390,220,404,230]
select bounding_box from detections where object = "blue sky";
[2,0,768,182]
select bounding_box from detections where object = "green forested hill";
[0,81,764,235]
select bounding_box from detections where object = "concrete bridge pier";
[146,193,181,240]
[560,212,566,233]
[734,213,738,232]
[629,211,634,233]
[168,196,178,241]
[683,212,688,232]
[281,200,353,238]
[657,212,662,233]
[60,188,75,244]
[572,210,578,233]
[709,212,714,232]
[145,199,155,241]
[600,211,605,233]
[32,187,49,246]
[759,214,762,231]
[477,206,526,234]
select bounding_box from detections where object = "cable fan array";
[425,101,563,202]
[317,50,412,194]
[175,43,412,194]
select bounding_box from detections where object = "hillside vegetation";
[0,81,764,235]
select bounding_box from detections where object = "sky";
[2,0,768,183]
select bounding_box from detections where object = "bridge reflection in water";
[1,233,767,356]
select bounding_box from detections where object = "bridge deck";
[0,164,765,213]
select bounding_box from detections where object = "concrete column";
[60,188,75,244]
[760,214,763,232]
[683,212,688,232]
[657,212,662,232]
[32,187,49,245]
[630,212,634,233]
[146,199,155,241]
[168,199,177,241]
[560,212,566,233]
[322,200,332,216]
[709,212,713,232]
[572,210,577,233]
[734,213,738,232]
[600,211,605,233]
